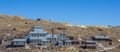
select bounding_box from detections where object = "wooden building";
[64,40,72,46]
[56,40,72,47]
[85,44,96,49]
[92,35,110,41]
[81,40,96,49]
[71,40,80,44]
[82,40,96,44]
[12,26,72,47]
[57,41,64,47]
[12,39,27,47]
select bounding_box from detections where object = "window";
[38,33,40,37]
[35,34,36,36]
[15,42,18,44]
[33,34,35,36]
[39,40,41,43]
[40,34,42,36]
[32,34,33,36]
[22,42,25,44]
[55,38,56,41]
[35,40,38,43]
[33,40,35,43]
[47,38,49,40]
[42,34,44,37]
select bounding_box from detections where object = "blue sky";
[0,0,120,26]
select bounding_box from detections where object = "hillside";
[0,14,120,39]
[0,14,120,52]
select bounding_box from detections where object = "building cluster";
[12,26,72,47]
[11,26,111,49]
[81,35,111,49]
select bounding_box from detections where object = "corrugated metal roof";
[34,28,44,31]
[29,37,47,41]
[31,26,47,33]
[86,40,95,43]
[65,40,72,42]
[13,39,26,42]
[86,44,97,46]
[46,34,58,38]
[94,36,110,39]
[29,31,47,34]
[32,26,43,29]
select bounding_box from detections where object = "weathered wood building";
[12,26,72,47]
[92,35,110,41]
[12,39,27,47]
[81,40,96,49]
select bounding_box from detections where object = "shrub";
[37,18,42,21]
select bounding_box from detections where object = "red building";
[71,40,80,44]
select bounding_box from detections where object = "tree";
[12,28,16,31]
[25,22,27,24]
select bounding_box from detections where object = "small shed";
[12,39,27,47]
[85,44,96,49]
[92,35,110,41]
[81,40,96,49]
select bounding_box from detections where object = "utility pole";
[51,28,55,37]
